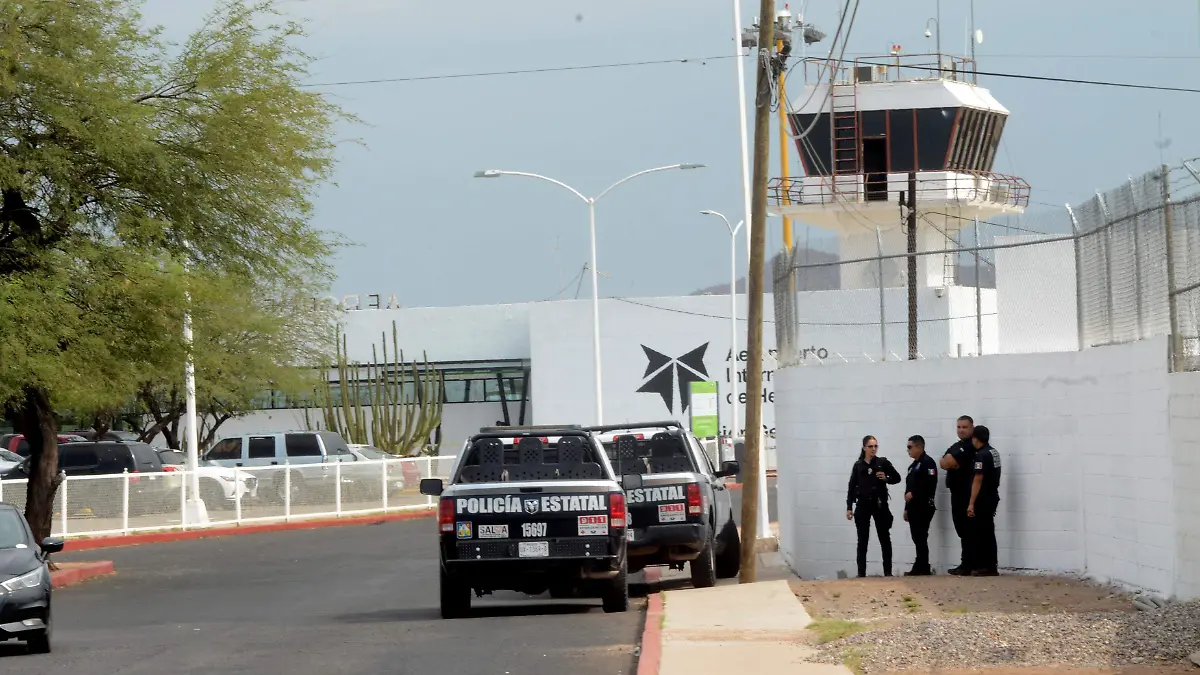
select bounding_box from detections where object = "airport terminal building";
[220,279,1037,458]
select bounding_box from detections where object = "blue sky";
[141,0,1200,307]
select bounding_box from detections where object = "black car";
[0,503,63,654]
[4,442,172,516]
[586,421,741,588]
[419,427,641,619]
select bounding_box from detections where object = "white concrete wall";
[775,336,1184,595]
[529,296,778,440]
[1169,372,1200,600]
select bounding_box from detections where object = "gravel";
[816,600,1200,673]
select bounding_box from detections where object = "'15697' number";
[521,522,547,538]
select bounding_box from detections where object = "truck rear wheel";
[602,561,629,613]
[715,518,742,579]
[440,566,471,619]
[690,537,717,588]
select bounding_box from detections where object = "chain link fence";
[773,161,1200,370]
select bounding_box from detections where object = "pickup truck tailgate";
[448,488,617,560]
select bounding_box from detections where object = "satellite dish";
[975,28,984,44]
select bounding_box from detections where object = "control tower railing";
[768,170,1030,210]
[802,53,978,87]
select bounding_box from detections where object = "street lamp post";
[700,209,768,539]
[699,210,743,438]
[475,164,706,425]
[180,244,208,527]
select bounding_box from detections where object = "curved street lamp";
[475,164,706,425]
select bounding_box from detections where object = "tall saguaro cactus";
[313,321,444,455]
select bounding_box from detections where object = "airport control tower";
[770,51,1029,290]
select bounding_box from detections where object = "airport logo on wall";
[636,343,709,414]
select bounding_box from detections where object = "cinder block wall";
[1169,371,1200,599]
[775,335,1191,597]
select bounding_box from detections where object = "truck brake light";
[687,483,702,515]
[438,497,455,533]
[609,492,626,529]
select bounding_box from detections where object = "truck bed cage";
[583,421,684,434]
[470,428,590,441]
[478,424,583,434]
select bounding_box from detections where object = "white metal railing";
[0,456,457,540]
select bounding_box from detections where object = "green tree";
[134,271,334,452]
[0,0,346,540]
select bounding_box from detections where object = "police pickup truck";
[419,427,641,619]
[585,421,741,588]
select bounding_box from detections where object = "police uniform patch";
[928,468,935,475]
[974,461,983,470]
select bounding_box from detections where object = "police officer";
[939,415,976,575]
[967,425,1002,576]
[902,435,938,576]
[845,435,902,577]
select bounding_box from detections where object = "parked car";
[0,503,62,653]
[0,449,23,475]
[203,431,355,504]
[3,442,173,517]
[347,444,420,496]
[153,450,258,510]
[63,430,140,443]
[1,434,89,458]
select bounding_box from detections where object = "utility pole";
[739,0,776,585]
[906,171,918,360]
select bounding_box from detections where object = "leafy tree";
[134,271,334,452]
[0,0,346,540]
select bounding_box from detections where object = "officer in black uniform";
[967,425,1002,576]
[902,435,938,576]
[845,435,902,577]
[940,415,976,575]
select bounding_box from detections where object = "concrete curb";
[638,580,664,675]
[64,508,436,552]
[51,561,115,588]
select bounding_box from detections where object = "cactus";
[312,320,443,455]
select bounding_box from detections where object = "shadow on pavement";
[0,643,37,659]
[335,599,601,623]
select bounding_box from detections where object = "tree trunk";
[92,410,112,441]
[21,386,63,543]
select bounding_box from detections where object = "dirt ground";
[788,575,1199,675]
[788,574,1134,622]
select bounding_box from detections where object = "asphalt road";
[5,519,645,674]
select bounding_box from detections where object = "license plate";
[518,541,550,558]
[478,524,508,539]
[658,503,686,523]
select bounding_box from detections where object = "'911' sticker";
[577,515,609,536]
[658,503,686,523]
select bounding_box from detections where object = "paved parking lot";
[5,519,644,674]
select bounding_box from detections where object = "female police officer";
[846,435,902,577]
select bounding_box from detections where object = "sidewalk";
[641,559,849,675]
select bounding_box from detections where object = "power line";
[848,58,1200,94]
[613,296,996,326]
[299,55,737,88]
[847,52,1200,61]
[300,54,1200,94]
